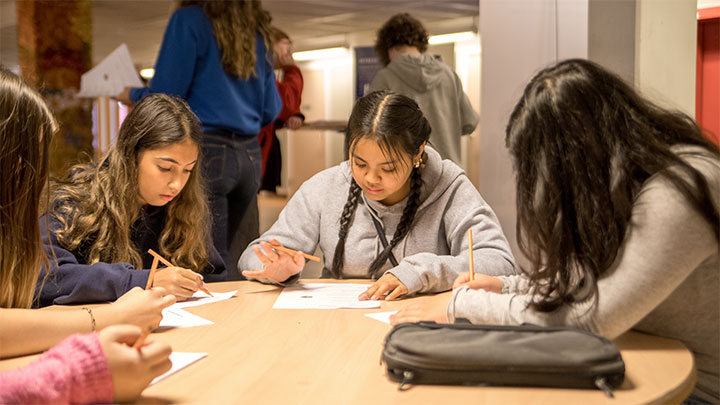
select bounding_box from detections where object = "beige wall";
[477,0,586,267]
[476,0,699,265]
[589,0,635,83]
[635,0,697,116]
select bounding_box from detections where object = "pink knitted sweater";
[0,333,114,404]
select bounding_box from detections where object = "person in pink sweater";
[0,67,174,403]
[0,326,171,403]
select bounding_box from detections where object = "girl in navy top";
[37,94,225,307]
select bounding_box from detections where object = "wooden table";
[1,280,696,404]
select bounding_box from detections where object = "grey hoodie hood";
[385,53,446,93]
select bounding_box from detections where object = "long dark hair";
[331,90,431,278]
[51,94,213,273]
[0,67,56,308]
[506,58,719,312]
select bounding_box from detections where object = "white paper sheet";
[158,290,237,329]
[158,307,214,329]
[77,43,143,98]
[272,283,380,309]
[150,352,207,385]
[364,311,397,324]
[174,290,237,309]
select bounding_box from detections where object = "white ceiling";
[0,0,478,71]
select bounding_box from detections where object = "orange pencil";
[467,229,474,281]
[133,329,151,350]
[135,257,160,351]
[145,256,159,289]
[268,242,321,262]
[148,249,214,296]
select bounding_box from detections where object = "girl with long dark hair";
[240,91,515,300]
[38,94,225,306]
[392,59,719,403]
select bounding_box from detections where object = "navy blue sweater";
[129,6,282,135]
[35,205,226,307]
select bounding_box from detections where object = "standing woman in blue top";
[118,0,283,270]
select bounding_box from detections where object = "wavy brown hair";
[374,13,429,67]
[0,67,56,308]
[181,0,273,79]
[506,59,719,312]
[50,94,213,273]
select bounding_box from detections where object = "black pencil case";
[381,321,625,396]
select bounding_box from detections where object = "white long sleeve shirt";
[449,146,720,402]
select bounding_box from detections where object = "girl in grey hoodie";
[239,91,515,300]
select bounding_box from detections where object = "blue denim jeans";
[202,131,262,270]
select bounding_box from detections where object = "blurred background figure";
[258,27,305,194]
[370,13,478,164]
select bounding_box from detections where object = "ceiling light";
[139,68,155,80]
[428,31,475,45]
[293,47,348,61]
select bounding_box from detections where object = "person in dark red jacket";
[258,27,304,192]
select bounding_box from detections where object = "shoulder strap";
[367,207,399,267]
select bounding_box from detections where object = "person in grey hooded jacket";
[370,13,479,164]
[390,60,719,403]
[239,91,515,300]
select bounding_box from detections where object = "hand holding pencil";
[98,325,172,402]
[242,238,307,283]
[450,229,503,293]
[108,286,176,330]
[146,249,212,301]
[452,273,503,293]
[265,242,321,262]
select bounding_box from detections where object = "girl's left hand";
[389,294,451,325]
[359,273,408,301]
[242,239,305,283]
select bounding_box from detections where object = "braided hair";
[330,179,362,278]
[331,90,431,278]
